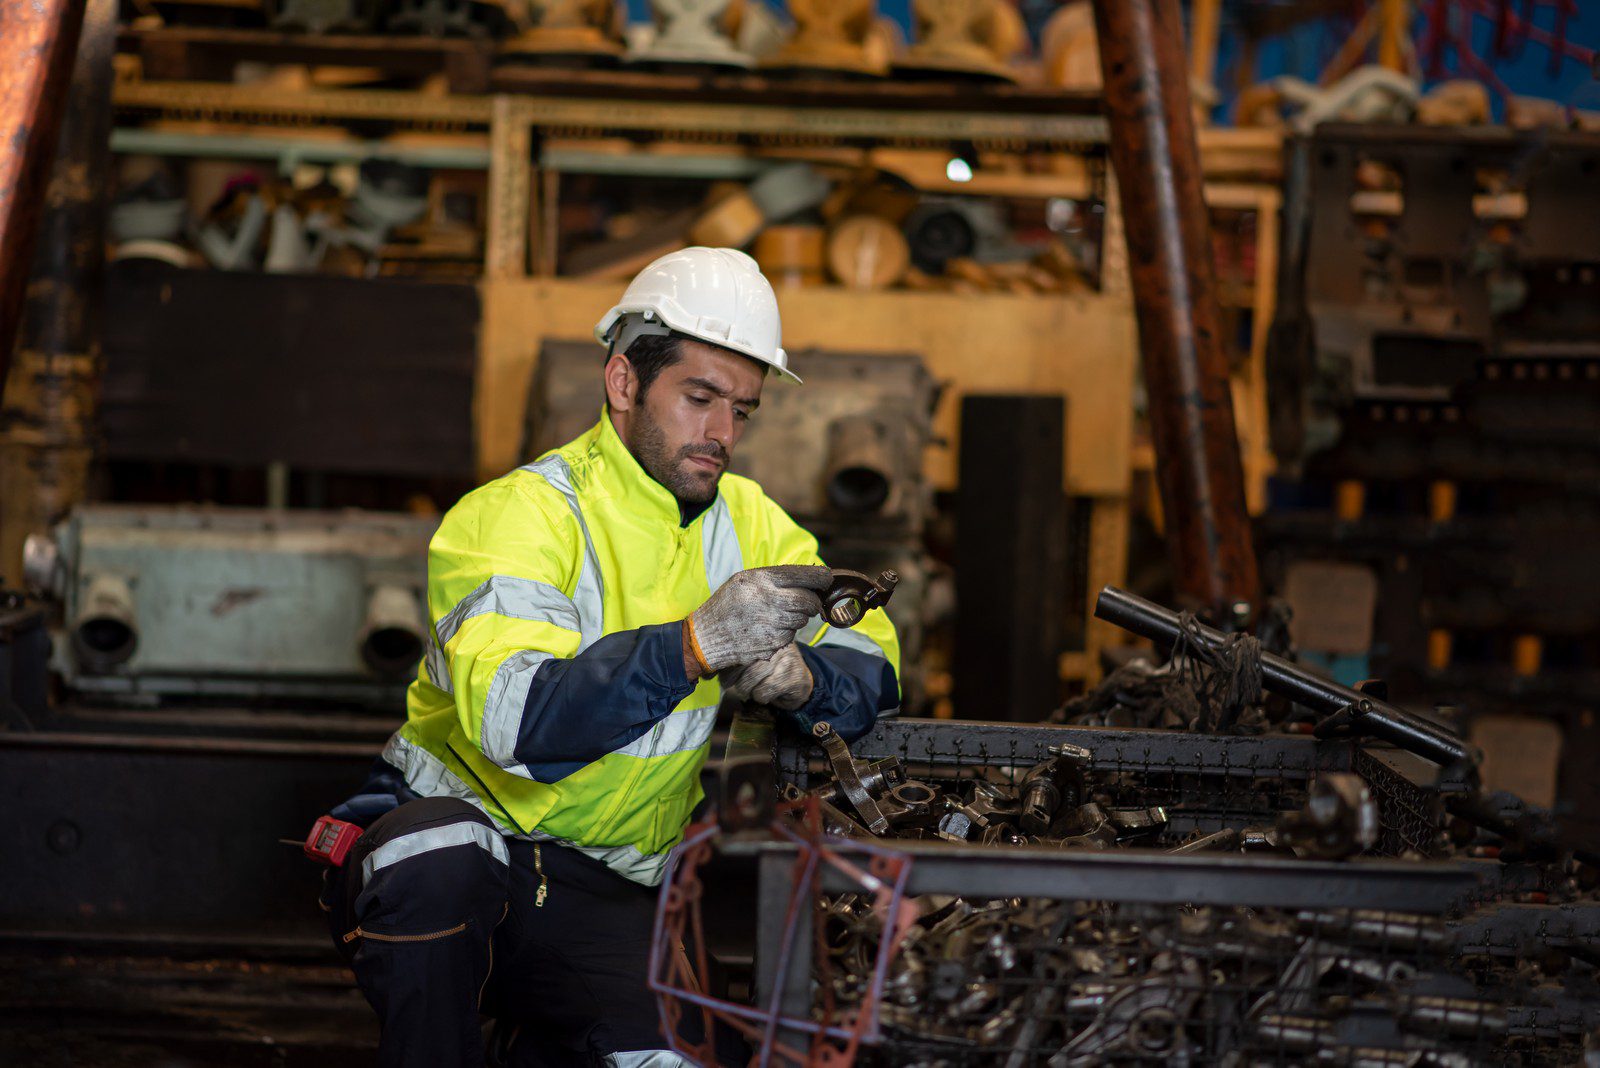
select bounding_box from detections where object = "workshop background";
[1,0,1598,1063]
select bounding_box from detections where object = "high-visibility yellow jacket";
[371,413,900,885]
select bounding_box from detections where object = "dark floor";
[0,945,378,1067]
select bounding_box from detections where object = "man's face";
[614,340,766,506]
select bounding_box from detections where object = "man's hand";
[721,643,814,710]
[683,565,830,678]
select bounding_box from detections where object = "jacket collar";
[590,409,714,528]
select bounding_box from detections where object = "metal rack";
[774,716,1456,858]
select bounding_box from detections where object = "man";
[320,247,900,1067]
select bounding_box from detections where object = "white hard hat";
[594,246,800,383]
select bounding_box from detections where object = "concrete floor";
[0,946,378,1067]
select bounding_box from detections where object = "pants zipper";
[534,842,549,907]
[343,921,468,944]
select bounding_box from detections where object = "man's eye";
[688,394,710,406]
[734,408,750,422]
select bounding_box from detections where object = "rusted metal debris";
[1091,0,1260,619]
[0,0,89,387]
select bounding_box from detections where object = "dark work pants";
[324,798,681,1068]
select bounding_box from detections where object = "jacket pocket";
[649,787,696,854]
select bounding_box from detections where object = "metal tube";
[360,584,426,678]
[1093,586,1477,769]
[1091,0,1260,617]
[0,0,88,385]
[824,417,892,515]
[72,573,138,672]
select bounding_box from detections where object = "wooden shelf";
[113,80,493,128]
[119,25,495,93]
[490,65,1102,118]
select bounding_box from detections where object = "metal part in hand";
[823,568,900,629]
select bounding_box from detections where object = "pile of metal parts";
[817,894,1597,1066]
[764,720,1600,1066]
[788,720,1386,864]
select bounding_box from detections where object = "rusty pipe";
[0,0,89,383]
[1091,0,1259,618]
[0,0,116,582]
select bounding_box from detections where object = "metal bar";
[752,847,813,1059]
[0,0,87,387]
[800,715,1347,777]
[732,839,1486,913]
[1091,0,1259,617]
[109,128,492,170]
[1094,586,1478,769]
[1452,903,1600,954]
[0,729,378,760]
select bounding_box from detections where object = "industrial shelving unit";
[110,68,1143,690]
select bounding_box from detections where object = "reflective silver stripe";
[613,704,718,760]
[797,616,825,644]
[700,496,744,593]
[604,1052,691,1068]
[384,732,486,812]
[524,455,606,651]
[479,648,556,773]
[424,635,451,692]
[362,819,509,886]
[814,624,887,659]
[435,575,579,649]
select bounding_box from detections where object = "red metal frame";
[648,798,918,1068]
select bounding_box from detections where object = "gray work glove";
[686,565,830,675]
[722,642,814,711]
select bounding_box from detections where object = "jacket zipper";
[534,842,549,907]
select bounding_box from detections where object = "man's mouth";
[686,454,723,473]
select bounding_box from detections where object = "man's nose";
[705,406,735,449]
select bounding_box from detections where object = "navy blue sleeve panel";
[511,621,700,784]
[329,757,421,826]
[792,642,900,742]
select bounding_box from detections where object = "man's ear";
[604,353,638,412]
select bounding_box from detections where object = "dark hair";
[619,333,685,400]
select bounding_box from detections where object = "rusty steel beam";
[1091,0,1260,619]
[0,0,114,582]
[0,0,88,388]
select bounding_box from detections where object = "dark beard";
[627,403,726,509]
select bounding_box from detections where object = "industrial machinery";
[1265,124,1600,827]
[652,588,1600,1066]
[522,341,942,705]
[24,504,435,705]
